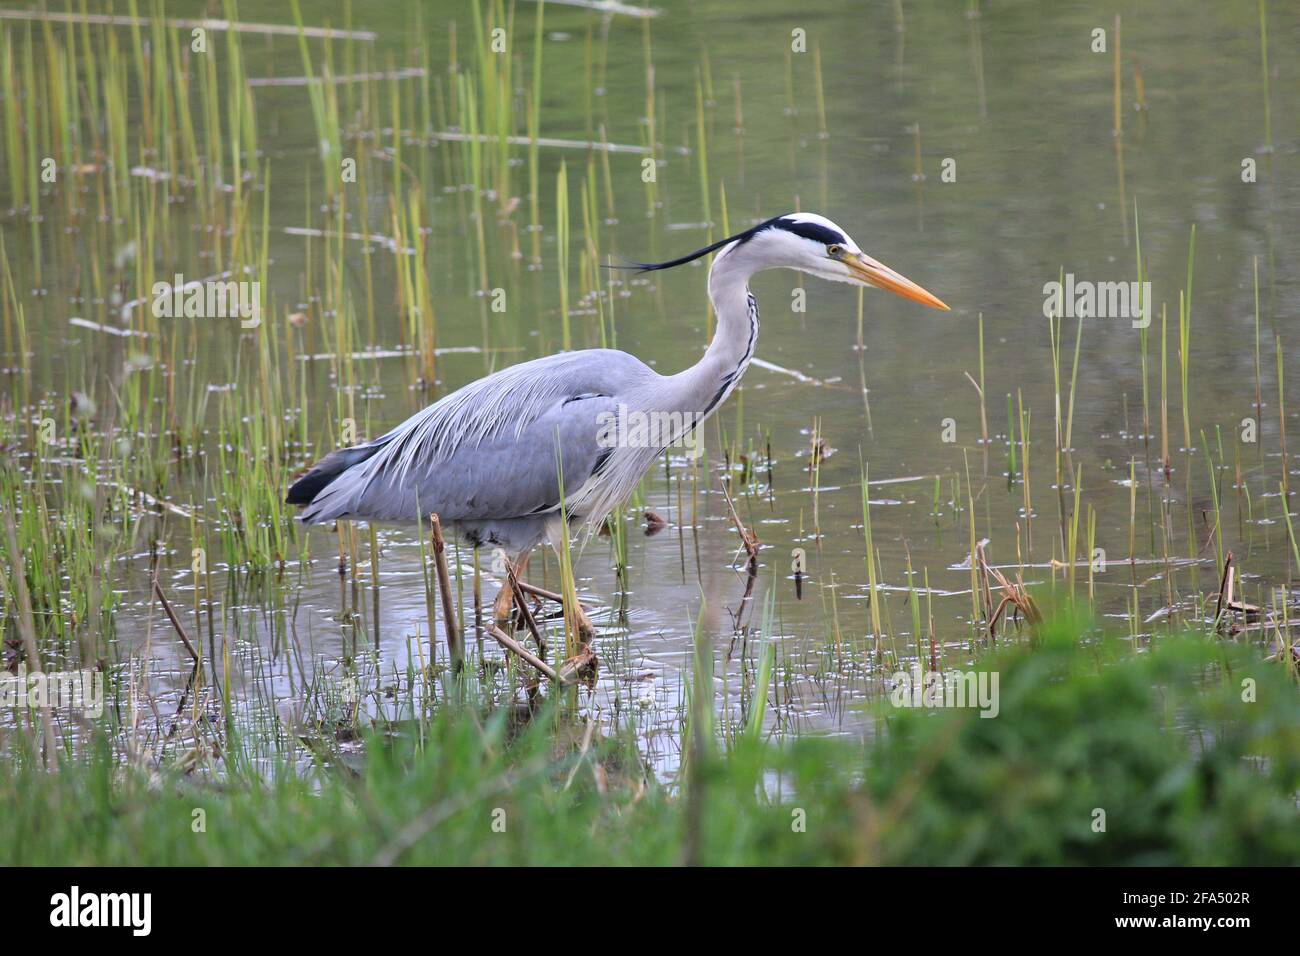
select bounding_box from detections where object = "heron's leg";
[491,550,532,631]
[526,536,597,682]
[551,587,598,686]
[567,597,597,646]
[554,564,596,646]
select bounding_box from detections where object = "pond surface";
[1,0,1297,774]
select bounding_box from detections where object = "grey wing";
[294,350,645,526]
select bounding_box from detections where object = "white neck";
[659,247,760,418]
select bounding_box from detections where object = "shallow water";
[2,0,1297,772]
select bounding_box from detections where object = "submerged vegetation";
[0,0,1296,865]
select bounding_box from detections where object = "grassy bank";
[3,622,1297,866]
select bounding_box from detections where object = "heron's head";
[619,212,949,312]
[736,213,949,310]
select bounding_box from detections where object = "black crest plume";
[606,215,790,274]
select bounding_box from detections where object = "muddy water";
[4,0,1298,772]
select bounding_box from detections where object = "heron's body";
[288,212,947,639]
[293,348,654,552]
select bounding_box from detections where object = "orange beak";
[844,251,950,311]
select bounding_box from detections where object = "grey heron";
[287,212,948,648]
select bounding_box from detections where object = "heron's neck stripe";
[702,290,759,418]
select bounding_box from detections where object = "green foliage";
[857,623,1300,865]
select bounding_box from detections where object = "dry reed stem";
[719,478,759,572]
[152,578,204,718]
[428,514,462,666]
[486,624,561,683]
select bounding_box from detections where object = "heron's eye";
[827,244,844,258]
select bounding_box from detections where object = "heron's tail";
[286,442,385,520]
